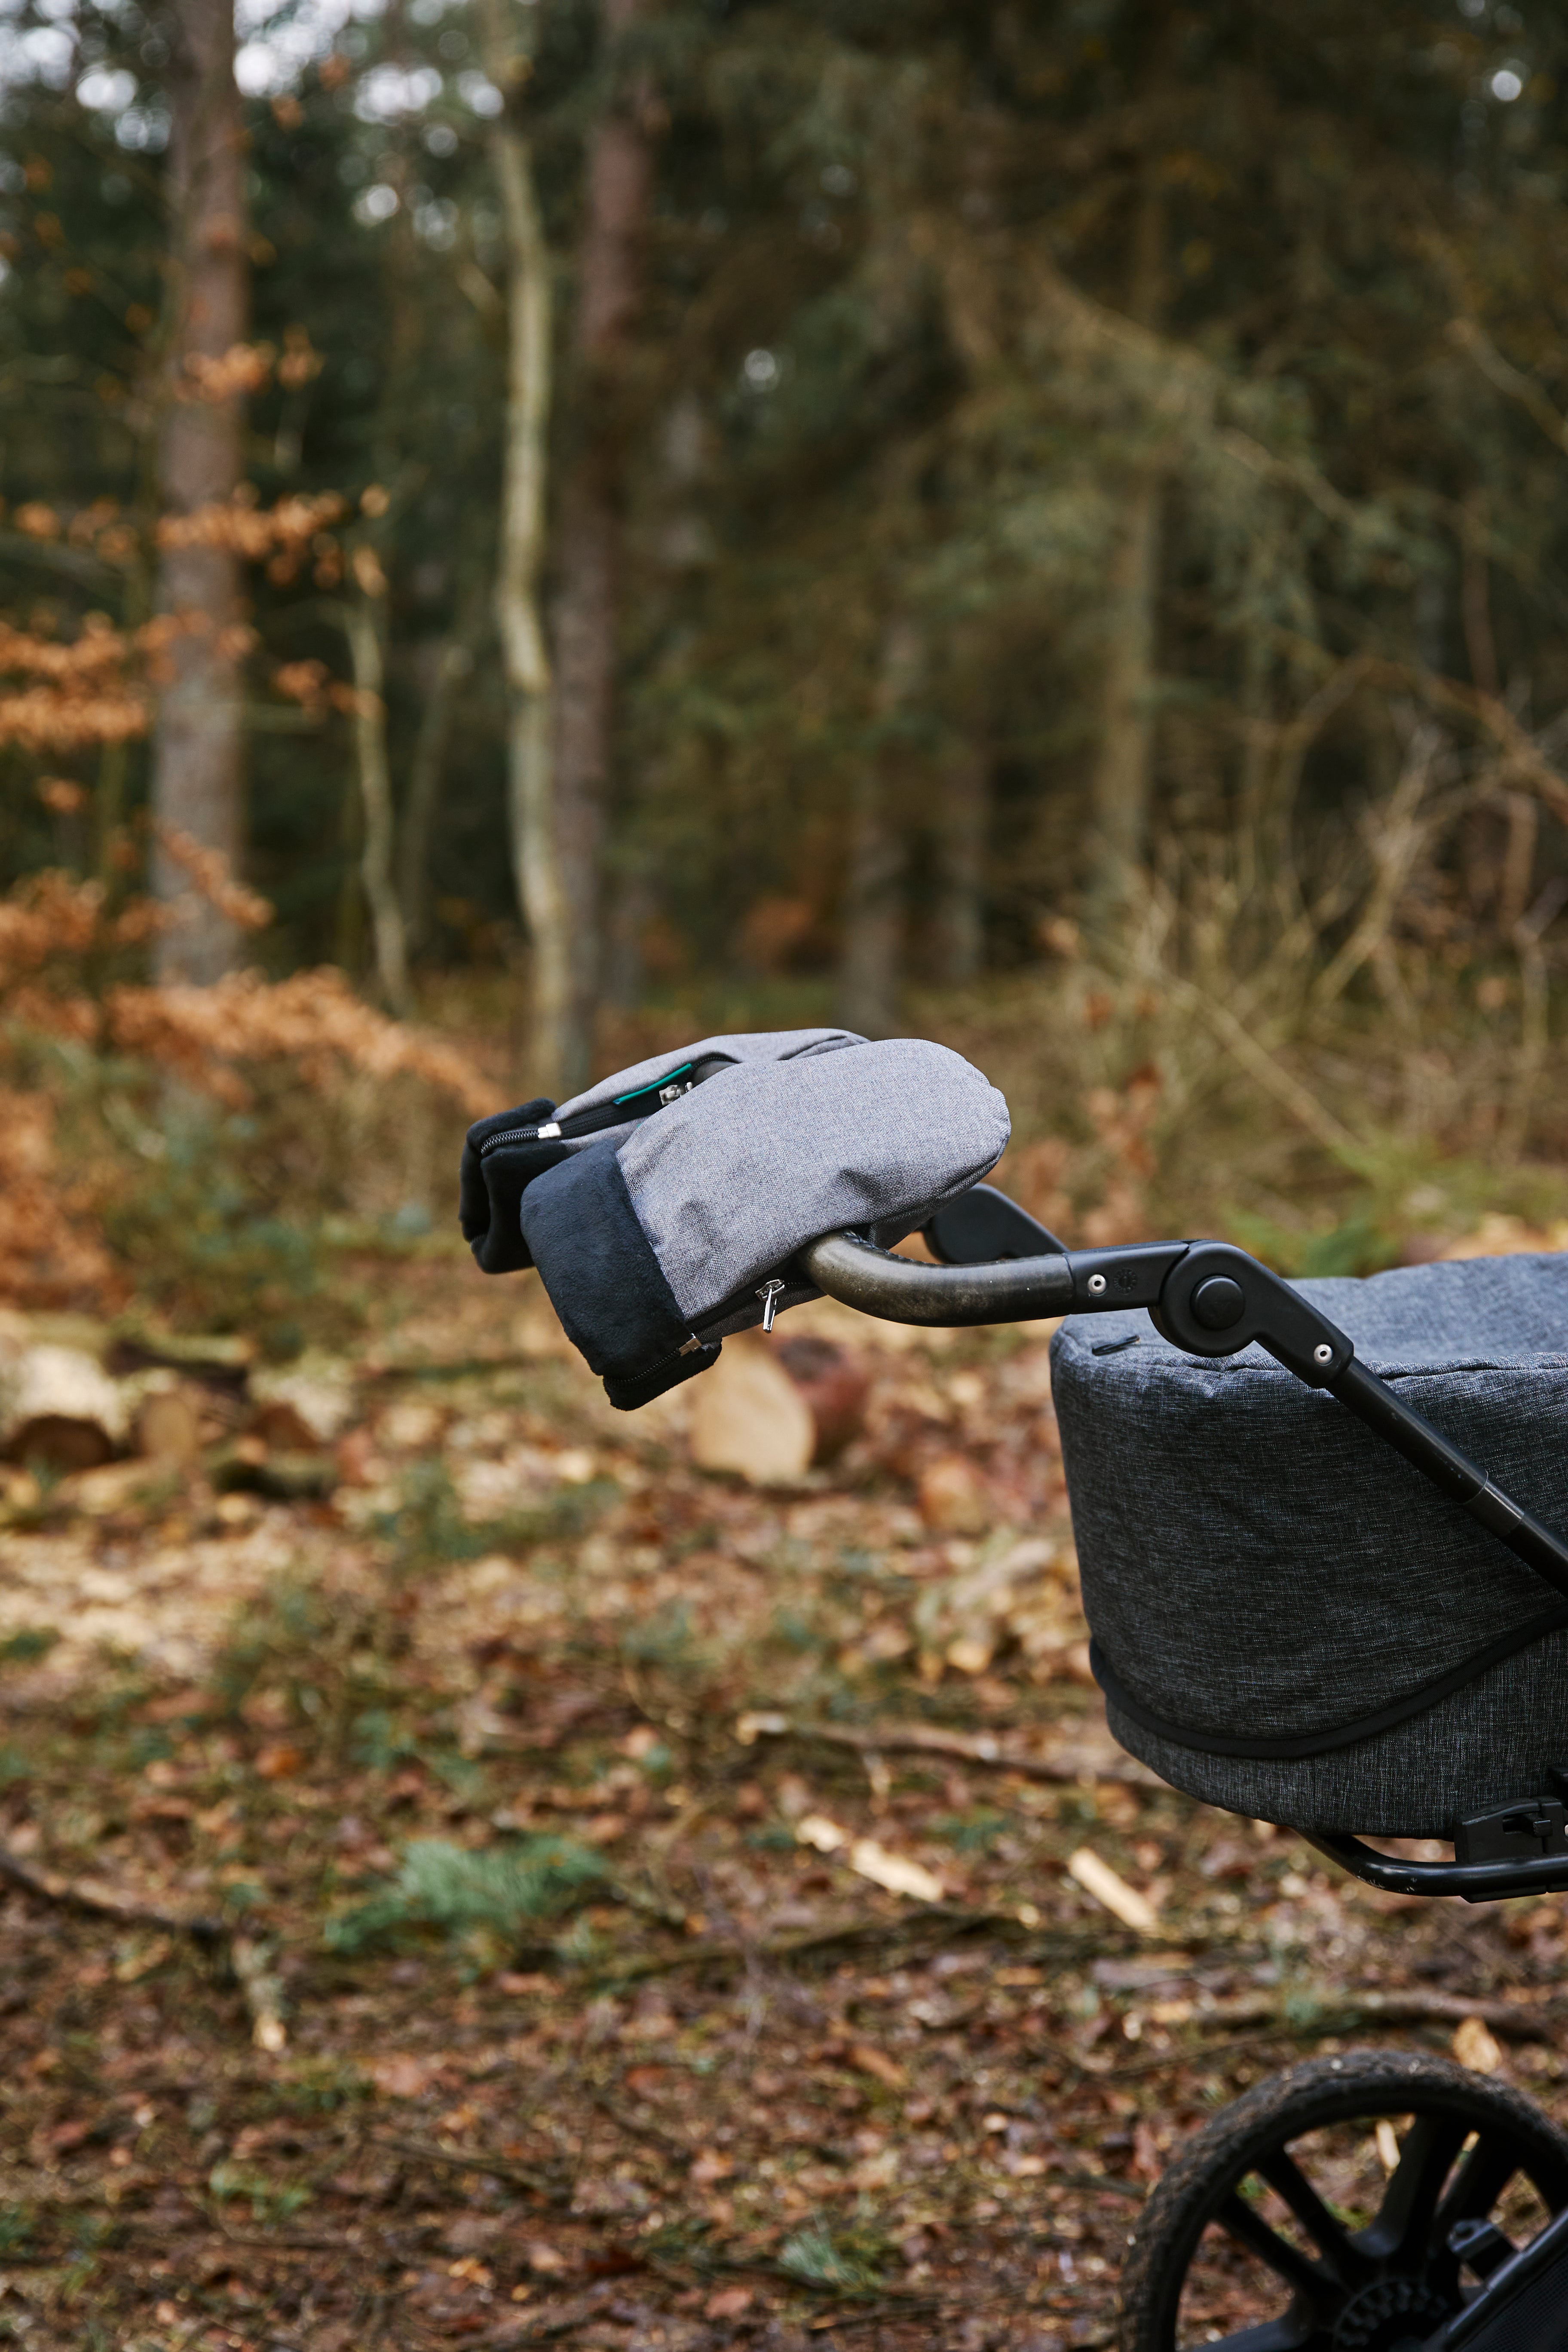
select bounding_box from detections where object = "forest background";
[7,0,1568,1322]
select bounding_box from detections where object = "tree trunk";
[931,745,989,986]
[399,616,478,959]
[343,594,411,1015]
[548,0,652,1096]
[837,619,919,1037]
[481,0,568,1094]
[150,0,248,985]
[1086,166,1166,936]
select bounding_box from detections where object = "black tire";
[1117,2048,1568,2352]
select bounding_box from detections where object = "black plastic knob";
[1191,1275,1245,1331]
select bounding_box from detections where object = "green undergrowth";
[323,1834,609,1957]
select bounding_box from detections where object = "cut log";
[0,1344,129,1470]
[134,1387,203,1464]
[774,1335,870,1464]
[688,1339,815,1486]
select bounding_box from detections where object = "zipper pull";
[756,1279,785,1334]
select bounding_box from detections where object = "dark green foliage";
[777,2220,887,2291]
[0,1629,58,1666]
[322,1832,608,1954]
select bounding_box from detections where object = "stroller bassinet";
[1050,1251,1568,1838]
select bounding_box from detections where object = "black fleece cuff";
[459,1098,562,1273]
[519,1139,717,1408]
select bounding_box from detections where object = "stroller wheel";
[1116,2049,1568,2352]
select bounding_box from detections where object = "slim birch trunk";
[837,619,920,1037]
[1086,165,1167,935]
[481,0,567,1093]
[548,0,652,1095]
[399,622,476,957]
[931,744,989,986]
[150,0,248,983]
[343,593,411,1014]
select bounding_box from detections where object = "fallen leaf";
[114,1933,172,1983]
[371,2053,442,2099]
[847,2041,906,2089]
[1452,2015,1503,2074]
[916,1453,990,1533]
[254,1742,305,1780]
[705,2285,753,2320]
[43,2117,94,2152]
[735,1710,789,1744]
[848,1839,944,1902]
[525,2244,567,2275]
[690,2148,735,2186]
[1068,1846,1161,1934]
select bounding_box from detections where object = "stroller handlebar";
[799,1229,1075,1326]
[799,1223,1568,1617]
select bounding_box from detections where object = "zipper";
[480,1055,732,1158]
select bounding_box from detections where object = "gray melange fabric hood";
[1053,1250,1568,1835]
[461,1030,1010,1409]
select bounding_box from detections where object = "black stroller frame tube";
[800,1225,1568,1901]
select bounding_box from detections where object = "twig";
[0,1844,224,1944]
[1047,2167,1144,2201]
[1173,983,1366,1167]
[232,1935,288,2052]
[796,2294,944,2328]
[361,2130,566,2203]
[735,1712,1158,1787]
[1194,1986,1565,2043]
[1102,1986,1567,2079]
[588,2086,693,2162]
[586,1904,1060,1989]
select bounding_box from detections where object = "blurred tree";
[482,0,567,1088]
[549,0,653,1093]
[148,0,250,983]
[5,0,1568,1040]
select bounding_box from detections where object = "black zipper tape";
[480,1054,734,1158]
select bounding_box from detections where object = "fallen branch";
[735,1712,1158,1787]
[361,2130,567,2203]
[1105,1986,1567,2078]
[589,1908,1138,1991]
[588,2086,693,2162]
[589,1906,1029,1988]
[1191,1986,1565,2043]
[0,1844,224,1944]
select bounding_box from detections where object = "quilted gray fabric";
[1051,1252,1568,1834]
[621,1037,1011,1322]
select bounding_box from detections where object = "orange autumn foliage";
[0,863,490,1309]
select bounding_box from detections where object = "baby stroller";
[803,1200,1568,2352]
[463,1035,1568,2352]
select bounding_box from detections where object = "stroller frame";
[799,1195,1568,2348]
[800,1201,1568,1905]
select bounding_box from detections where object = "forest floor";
[0,1259,1565,2352]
